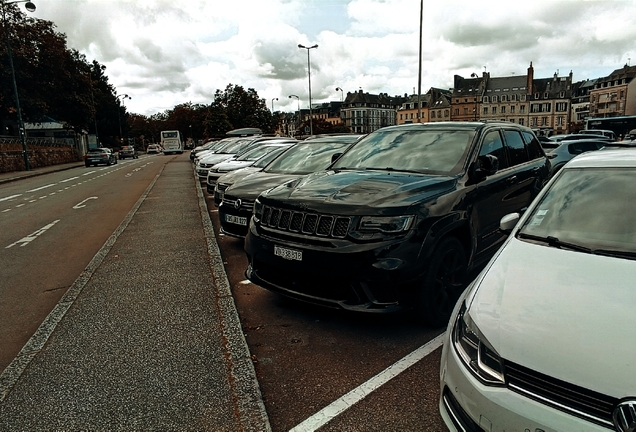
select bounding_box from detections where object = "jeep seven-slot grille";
[260,205,350,239]
[504,360,617,428]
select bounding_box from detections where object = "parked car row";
[198,125,636,431]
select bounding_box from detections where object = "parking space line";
[289,332,445,432]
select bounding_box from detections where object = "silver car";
[440,149,636,431]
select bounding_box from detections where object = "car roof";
[565,148,636,168]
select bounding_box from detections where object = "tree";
[211,84,276,133]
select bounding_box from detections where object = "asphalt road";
[200,178,449,431]
[0,155,166,372]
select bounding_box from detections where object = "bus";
[160,130,183,154]
[585,115,636,139]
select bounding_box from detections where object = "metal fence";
[0,135,74,148]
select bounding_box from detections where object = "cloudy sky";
[33,0,636,116]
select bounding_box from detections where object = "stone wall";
[0,144,81,173]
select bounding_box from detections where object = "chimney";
[527,61,534,95]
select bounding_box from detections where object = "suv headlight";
[453,303,505,386]
[253,198,263,220]
[358,215,413,234]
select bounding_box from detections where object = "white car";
[439,149,636,431]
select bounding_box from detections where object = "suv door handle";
[507,176,518,183]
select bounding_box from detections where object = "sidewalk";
[0,161,86,185]
[0,157,270,431]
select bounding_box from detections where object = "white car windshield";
[518,168,636,257]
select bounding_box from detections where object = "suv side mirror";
[472,154,499,180]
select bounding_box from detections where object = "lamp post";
[271,97,278,112]
[298,43,318,135]
[116,94,131,144]
[335,87,343,102]
[288,94,300,137]
[1,0,36,171]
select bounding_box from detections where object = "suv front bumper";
[244,222,424,313]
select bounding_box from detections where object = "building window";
[519,118,524,125]
[501,106,506,114]
[431,111,436,119]
[444,110,449,117]
[542,117,548,126]
[521,94,526,101]
[463,108,468,114]
[454,108,459,116]
[483,96,489,103]
[492,107,497,115]
[492,95,498,103]
[531,117,537,126]
[483,107,489,115]
[557,116,563,126]
[510,106,515,114]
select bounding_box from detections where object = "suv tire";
[415,237,467,327]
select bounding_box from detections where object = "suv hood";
[224,172,300,201]
[262,170,456,214]
[468,237,636,398]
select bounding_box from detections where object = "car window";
[522,131,544,160]
[478,130,509,169]
[265,142,351,175]
[503,130,529,166]
[253,146,292,168]
[519,168,636,254]
[331,129,474,175]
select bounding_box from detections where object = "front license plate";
[225,214,247,226]
[274,245,302,261]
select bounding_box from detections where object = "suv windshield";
[264,141,351,175]
[331,129,475,175]
[518,168,636,256]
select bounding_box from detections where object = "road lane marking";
[289,333,446,432]
[26,184,56,192]
[5,220,61,248]
[0,194,22,202]
[73,197,98,209]
[60,176,79,183]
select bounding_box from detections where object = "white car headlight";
[358,215,413,234]
[253,198,263,220]
[453,303,505,386]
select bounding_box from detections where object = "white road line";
[26,184,56,192]
[5,220,60,248]
[0,194,22,202]
[59,176,79,183]
[73,197,98,209]
[289,333,446,432]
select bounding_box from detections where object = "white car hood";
[468,237,636,398]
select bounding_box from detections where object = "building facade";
[341,90,406,134]
[589,64,636,118]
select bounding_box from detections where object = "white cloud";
[32,0,636,116]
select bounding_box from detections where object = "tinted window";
[479,130,509,169]
[503,130,529,166]
[522,131,544,160]
[253,146,292,168]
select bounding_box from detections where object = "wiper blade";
[592,249,636,260]
[517,233,592,253]
[364,167,423,174]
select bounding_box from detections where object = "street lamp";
[1,0,37,171]
[288,94,300,137]
[298,43,318,135]
[116,94,131,144]
[271,97,278,112]
[335,87,343,102]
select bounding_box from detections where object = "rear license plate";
[274,245,303,261]
[225,214,247,226]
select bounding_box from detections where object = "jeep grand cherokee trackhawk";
[244,122,549,326]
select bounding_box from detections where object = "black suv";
[244,122,549,326]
